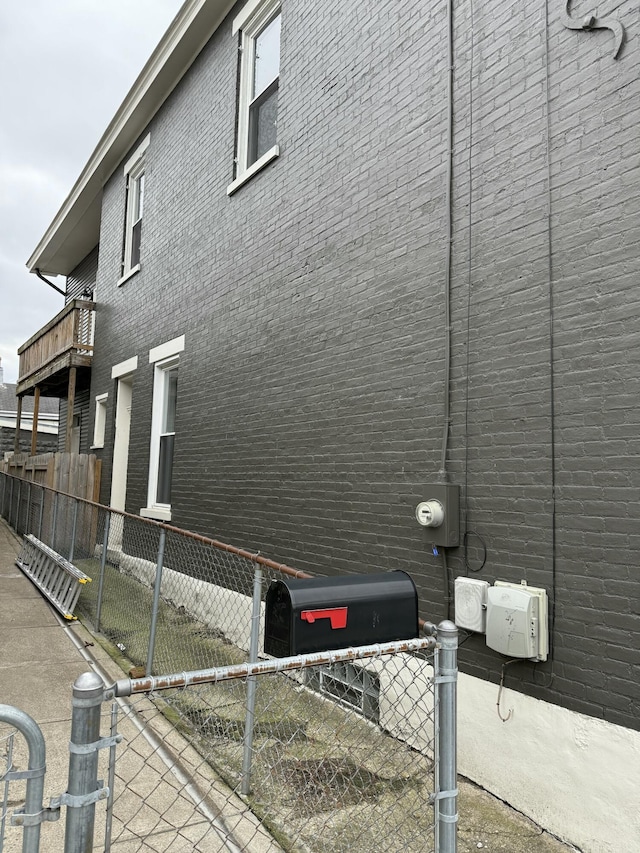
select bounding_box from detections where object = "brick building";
[22,2,640,850]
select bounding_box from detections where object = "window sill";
[140,506,172,522]
[90,444,104,451]
[227,145,279,196]
[117,264,141,287]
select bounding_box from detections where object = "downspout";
[34,268,66,297]
[439,0,455,616]
[439,0,454,484]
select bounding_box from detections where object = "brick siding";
[87,0,640,729]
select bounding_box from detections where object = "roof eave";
[27,0,233,277]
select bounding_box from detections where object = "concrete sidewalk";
[0,518,255,852]
[0,518,93,852]
[0,517,576,852]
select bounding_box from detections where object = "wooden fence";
[0,452,101,501]
[1,453,102,559]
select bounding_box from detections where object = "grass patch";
[76,559,246,673]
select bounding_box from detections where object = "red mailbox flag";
[300,607,348,629]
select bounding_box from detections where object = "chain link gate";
[2,633,458,852]
[99,630,456,853]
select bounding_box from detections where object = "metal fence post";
[69,499,79,562]
[27,482,32,536]
[104,701,119,852]
[241,563,263,795]
[16,480,22,534]
[146,528,167,677]
[436,620,458,853]
[51,492,59,552]
[9,478,15,528]
[37,486,44,540]
[96,512,111,632]
[0,704,47,853]
[64,672,105,853]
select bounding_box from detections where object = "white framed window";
[119,134,150,284]
[141,335,184,521]
[92,393,108,449]
[228,0,281,195]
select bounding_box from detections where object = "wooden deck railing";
[17,300,95,395]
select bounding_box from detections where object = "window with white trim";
[142,335,184,521]
[229,0,281,194]
[148,359,178,513]
[120,134,150,283]
[92,393,108,449]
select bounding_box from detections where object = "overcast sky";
[0,0,185,385]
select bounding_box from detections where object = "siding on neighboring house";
[0,381,59,457]
[66,247,99,302]
[85,0,639,742]
[58,389,91,454]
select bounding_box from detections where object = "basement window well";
[306,661,381,723]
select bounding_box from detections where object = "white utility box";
[454,577,490,632]
[485,580,548,662]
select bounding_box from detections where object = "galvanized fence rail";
[0,472,458,852]
[0,705,49,853]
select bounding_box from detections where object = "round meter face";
[415,500,445,528]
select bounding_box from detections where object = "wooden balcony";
[17,300,95,397]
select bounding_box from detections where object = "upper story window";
[119,134,150,284]
[228,0,281,195]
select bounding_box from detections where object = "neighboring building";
[20,2,640,850]
[0,359,59,457]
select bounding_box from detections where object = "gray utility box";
[264,570,419,657]
[419,483,460,547]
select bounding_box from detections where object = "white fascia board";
[27,0,234,276]
[0,418,59,435]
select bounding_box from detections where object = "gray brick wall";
[88,0,640,729]
[0,427,58,457]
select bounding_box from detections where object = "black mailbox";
[264,570,419,657]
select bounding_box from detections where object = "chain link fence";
[102,638,445,852]
[0,472,458,852]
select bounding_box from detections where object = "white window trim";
[141,336,184,521]
[123,134,150,176]
[229,0,281,193]
[227,145,279,196]
[111,356,138,379]
[121,134,150,280]
[233,0,269,33]
[149,335,185,364]
[140,505,173,522]
[117,264,141,287]
[91,393,108,449]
